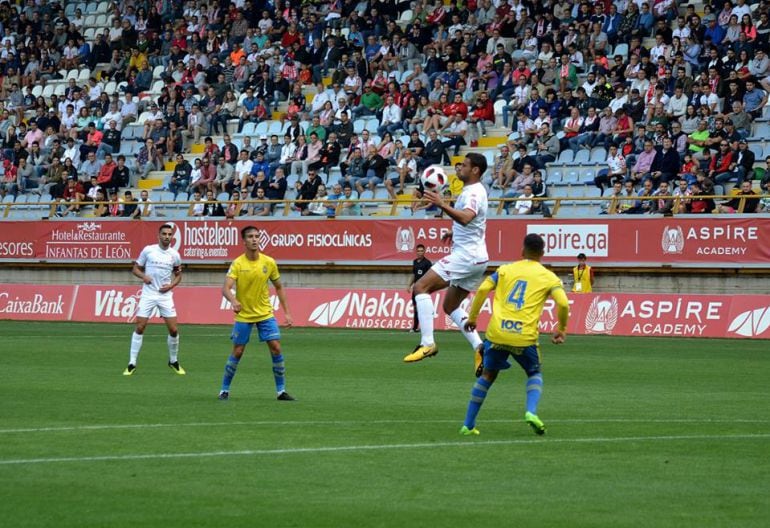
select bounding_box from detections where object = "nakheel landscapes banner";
[1,217,768,267]
[1,285,768,339]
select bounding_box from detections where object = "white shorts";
[136,292,177,318]
[432,252,488,292]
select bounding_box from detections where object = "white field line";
[1,418,769,435]
[1,433,769,466]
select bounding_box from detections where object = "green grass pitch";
[0,321,768,527]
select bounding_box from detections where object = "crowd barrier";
[1,284,768,340]
[1,217,768,267]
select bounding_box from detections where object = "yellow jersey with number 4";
[227,252,280,323]
[480,259,566,347]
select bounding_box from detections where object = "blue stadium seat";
[573,149,590,165]
[556,150,574,165]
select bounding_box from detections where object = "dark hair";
[416,244,425,250]
[577,253,587,260]
[241,225,259,238]
[159,224,174,233]
[523,234,545,255]
[465,152,488,176]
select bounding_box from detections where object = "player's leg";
[512,345,546,435]
[219,322,252,399]
[163,316,185,375]
[403,269,448,362]
[124,316,149,375]
[443,284,484,351]
[461,341,503,435]
[444,260,488,374]
[158,294,184,374]
[257,318,294,400]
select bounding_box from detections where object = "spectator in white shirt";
[377,95,402,137]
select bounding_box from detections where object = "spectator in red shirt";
[58,177,85,216]
[468,92,495,145]
[709,141,735,184]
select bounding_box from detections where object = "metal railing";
[2,194,768,219]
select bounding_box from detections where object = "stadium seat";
[573,149,590,165]
[104,81,117,95]
[95,14,108,27]
[563,170,580,184]
[614,43,629,58]
[216,192,229,202]
[546,169,562,183]
[84,14,96,27]
[590,147,607,163]
[83,28,96,41]
[85,2,99,14]
[754,122,770,138]
[241,122,257,137]
[556,151,574,165]
[353,119,366,134]
[267,121,284,136]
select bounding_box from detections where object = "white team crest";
[257,229,270,251]
[77,221,101,232]
[585,296,619,334]
[661,226,684,254]
[395,226,415,252]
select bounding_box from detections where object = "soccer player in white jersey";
[404,153,489,375]
[123,224,185,376]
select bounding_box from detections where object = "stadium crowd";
[0,0,768,218]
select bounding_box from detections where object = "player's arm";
[422,190,476,225]
[159,265,183,293]
[131,263,151,284]
[271,278,293,327]
[550,285,570,344]
[222,276,241,313]
[464,275,497,332]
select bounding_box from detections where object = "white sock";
[129,332,143,365]
[415,293,435,346]
[167,334,179,364]
[450,307,483,349]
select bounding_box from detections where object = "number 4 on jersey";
[506,280,527,310]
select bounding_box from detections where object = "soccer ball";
[421,165,447,192]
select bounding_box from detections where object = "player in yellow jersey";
[460,234,569,436]
[571,252,594,293]
[218,226,295,401]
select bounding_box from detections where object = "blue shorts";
[231,318,281,345]
[482,340,541,376]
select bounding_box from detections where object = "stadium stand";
[0,0,768,219]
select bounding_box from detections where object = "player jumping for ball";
[403,152,489,375]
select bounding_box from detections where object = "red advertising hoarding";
[1,284,768,339]
[1,217,769,267]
